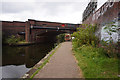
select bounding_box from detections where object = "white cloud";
[0,0,111,24]
[97,0,108,9]
[2,0,35,2]
[2,0,89,2]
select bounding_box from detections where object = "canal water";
[2,43,55,78]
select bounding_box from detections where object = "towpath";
[34,42,82,78]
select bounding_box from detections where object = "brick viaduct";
[2,19,79,43]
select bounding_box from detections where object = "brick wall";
[28,19,79,28]
[2,21,25,37]
[83,2,119,25]
[2,19,80,42]
[27,19,80,42]
[82,1,120,42]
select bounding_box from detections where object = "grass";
[28,43,61,80]
[73,45,119,79]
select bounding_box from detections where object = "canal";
[2,43,55,78]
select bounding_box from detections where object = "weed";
[74,45,119,78]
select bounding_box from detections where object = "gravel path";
[34,42,82,78]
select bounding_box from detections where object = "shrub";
[56,33,65,43]
[72,24,99,48]
[5,35,23,45]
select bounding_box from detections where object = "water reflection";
[2,43,54,78]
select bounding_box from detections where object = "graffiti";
[82,1,97,21]
[83,0,119,43]
[100,18,119,43]
[92,1,114,21]
[96,10,101,19]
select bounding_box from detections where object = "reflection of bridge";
[2,43,54,68]
[2,19,80,43]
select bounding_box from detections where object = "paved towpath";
[34,42,82,78]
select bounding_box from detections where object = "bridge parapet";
[25,19,80,43]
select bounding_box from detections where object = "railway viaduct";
[2,19,80,43]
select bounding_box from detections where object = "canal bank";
[24,42,83,79]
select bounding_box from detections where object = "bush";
[56,34,65,43]
[5,35,23,45]
[72,24,99,48]
[101,40,119,58]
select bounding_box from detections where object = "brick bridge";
[2,19,80,43]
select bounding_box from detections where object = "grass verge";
[28,43,61,80]
[73,45,119,79]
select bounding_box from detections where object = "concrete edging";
[21,44,60,78]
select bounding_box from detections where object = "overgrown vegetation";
[72,24,119,78]
[72,24,99,48]
[3,35,25,45]
[56,33,65,44]
[74,45,118,78]
[101,22,119,58]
